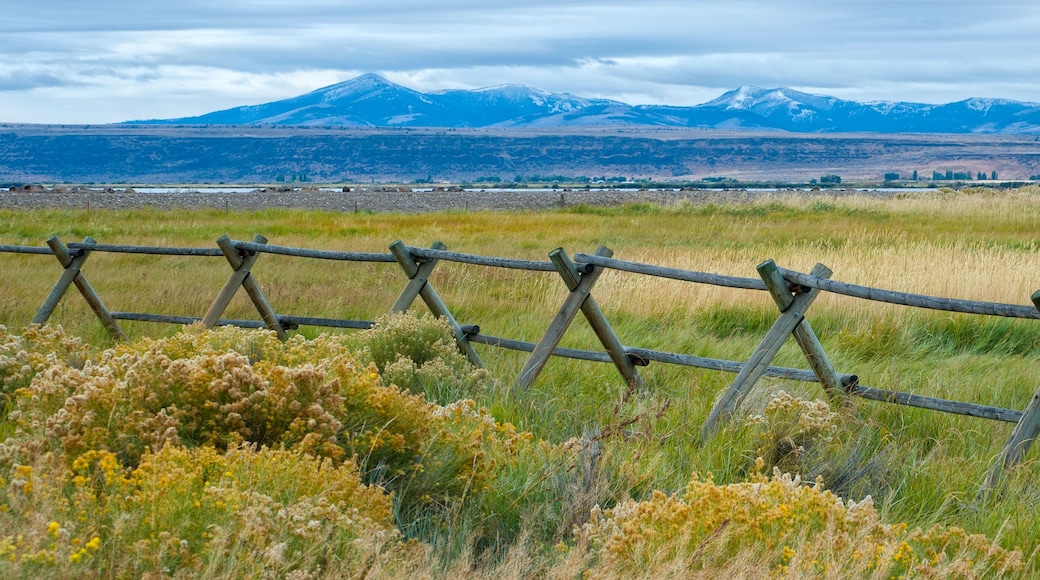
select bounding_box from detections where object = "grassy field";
[2,187,1040,576]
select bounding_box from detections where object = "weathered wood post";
[32,235,126,340]
[700,262,832,441]
[979,289,1040,497]
[981,387,1040,498]
[202,234,286,340]
[389,240,484,368]
[758,260,847,399]
[517,246,646,391]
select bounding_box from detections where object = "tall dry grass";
[3,188,1040,574]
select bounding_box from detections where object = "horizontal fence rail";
[574,253,768,290]
[778,267,1040,320]
[233,240,396,263]
[0,243,55,255]
[2,234,1039,497]
[410,247,557,272]
[67,242,225,257]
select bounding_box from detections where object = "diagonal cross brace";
[700,262,832,441]
[202,234,286,340]
[516,246,646,391]
[980,387,1040,499]
[979,289,1040,497]
[389,240,484,368]
[32,235,126,340]
[758,260,848,399]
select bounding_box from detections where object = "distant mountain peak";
[705,86,753,109]
[315,74,417,101]
[130,74,1040,134]
[962,97,1024,113]
[707,86,841,114]
[355,72,391,83]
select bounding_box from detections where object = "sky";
[2,0,1039,124]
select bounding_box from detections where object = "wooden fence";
[2,233,1040,497]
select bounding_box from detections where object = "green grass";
[3,189,1040,575]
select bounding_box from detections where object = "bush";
[0,445,398,578]
[9,325,354,467]
[743,390,892,501]
[746,390,839,473]
[565,467,1023,577]
[356,312,491,404]
[0,322,557,567]
[0,325,90,417]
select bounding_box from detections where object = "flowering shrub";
[8,327,352,467]
[0,322,552,571]
[566,464,1023,577]
[745,390,840,473]
[0,321,525,576]
[3,323,514,502]
[0,322,1027,577]
[359,312,462,374]
[120,445,396,577]
[0,324,90,416]
[1,444,398,578]
[356,312,491,403]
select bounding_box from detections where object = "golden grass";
[4,188,1040,575]
[4,191,1040,338]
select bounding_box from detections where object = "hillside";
[3,124,1040,184]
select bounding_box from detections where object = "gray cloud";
[1,0,1039,122]
[0,72,70,92]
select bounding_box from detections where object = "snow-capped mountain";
[430,84,636,127]
[134,74,1040,134]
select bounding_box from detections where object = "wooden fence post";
[758,260,847,399]
[700,262,832,441]
[202,234,287,340]
[390,240,446,313]
[980,289,1040,497]
[32,235,126,340]
[389,240,484,368]
[517,246,646,391]
[980,385,1040,498]
[554,247,647,392]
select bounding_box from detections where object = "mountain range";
[133,73,1040,134]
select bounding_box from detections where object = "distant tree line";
[274,172,311,183]
[508,175,629,184]
[881,170,1001,181]
[927,170,997,181]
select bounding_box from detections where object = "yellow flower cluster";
[0,460,104,573]
[112,445,396,577]
[360,312,491,403]
[0,324,90,413]
[0,320,548,576]
[2,325,399,471]
[568,467,1023,577]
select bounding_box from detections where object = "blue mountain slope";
[133,75,1040,134]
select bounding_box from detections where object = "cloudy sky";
[2,1,1039,124]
